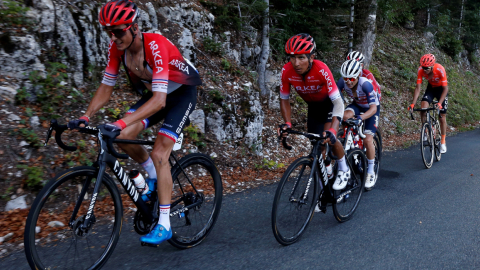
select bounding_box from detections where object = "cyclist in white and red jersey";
[278,33,351,196]
[337,60,380,190]
[408,53,448,153]
[68,0,201,245]
[346,51,381,100]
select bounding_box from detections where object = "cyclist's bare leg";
[323,122,345,160]
[151,135,175,206]
[439,113,447,136]
[364,134,374,159]
[420,100,429,123]
[343,110,354,121]
[116,122,150,163]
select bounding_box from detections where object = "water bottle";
[129,170,149,195]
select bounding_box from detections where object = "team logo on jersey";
[319,69,333,92]
[169,59,190,74]
[148,41,164,74]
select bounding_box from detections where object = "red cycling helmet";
[99,0,139,27]
[420,54,436,67]
[285,33,316,55]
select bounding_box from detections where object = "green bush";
[17,165,44,189]
[0,0,31,26]
[203,36,223,55]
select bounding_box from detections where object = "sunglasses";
[105,24,132,38]
[422,66,432,71]
[343,77,357,82]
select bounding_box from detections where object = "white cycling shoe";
[440,143,447,154]
[365,173,377,191]
[333,169,351,190]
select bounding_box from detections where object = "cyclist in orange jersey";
[408,54,448,153]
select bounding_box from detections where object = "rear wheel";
[168,154,222,249]
[24,167,123,270]
[332,149,367,222]
[373,130,382,176]
[420,122,434,169]
[272,157,317,246]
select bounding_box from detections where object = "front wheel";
[433,120,441,161]
[168,153,223,249]
[332,149,367,222]
[373,130,382,176]
[420,122,434,169]
[272,157,317,246]
[24,166,123,270]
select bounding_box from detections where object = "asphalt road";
[3,128,480,270]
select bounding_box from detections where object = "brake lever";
[44,119,58,146]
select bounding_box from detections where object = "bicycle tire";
[24,166,123,270]
[420,122,434,169]
[332,149,366,222]
[434,120,441,161]
[271,157,317,246]
[374,130,382,176]
[168,153,223,249]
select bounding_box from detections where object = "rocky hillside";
[1,0,480,250]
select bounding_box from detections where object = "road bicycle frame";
[45,120,202,236]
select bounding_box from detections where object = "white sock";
[368,159,375,175]
[338,156,348,172]
[158,204,170,231]
[140,157,157,179]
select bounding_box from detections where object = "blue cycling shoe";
[140,224,172,246]
[141,178,157,202]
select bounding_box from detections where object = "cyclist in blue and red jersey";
[68,0,201,245]
[278,33,351,197]
[346,51,381,101]
[337,60,380,190]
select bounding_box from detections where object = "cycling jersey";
[102,33,202,94]
[337,77,379,109]
[280,60,341,103]
[362,69,381,100]
[416,63,448,87]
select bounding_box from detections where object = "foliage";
[200,0,267,32]
[17,165,44,189]
[183,124,206,148]
[203,36,224,55]
[255,158,285,170]
[0,0,31,26]
[209,89,225,104]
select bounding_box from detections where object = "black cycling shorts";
[421,84,448,114]
[126,84,197,142]
[306,99,333,135]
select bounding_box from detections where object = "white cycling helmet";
[340,60,362,78]
[346,51,365,63]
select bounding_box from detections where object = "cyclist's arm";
[84,83,114,118]
[359,104,377,120]
[330,98,343,132]
[123,92,166,126]
[412,83,422,106]
[280,99,292,124]
[438,85,448,105]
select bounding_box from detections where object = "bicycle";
[24,120,223,270]
[338,118,382,184]
[271,128,367,246]
[410,101,442,169]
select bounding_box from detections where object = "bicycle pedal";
[141,242,159,248]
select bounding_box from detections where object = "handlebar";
[278,127,326,150]
[45,119,130,159]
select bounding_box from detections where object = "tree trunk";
[348,0,355,53]
[458,0,465,39]
[353,0,377,68]
[257,0,269,96]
